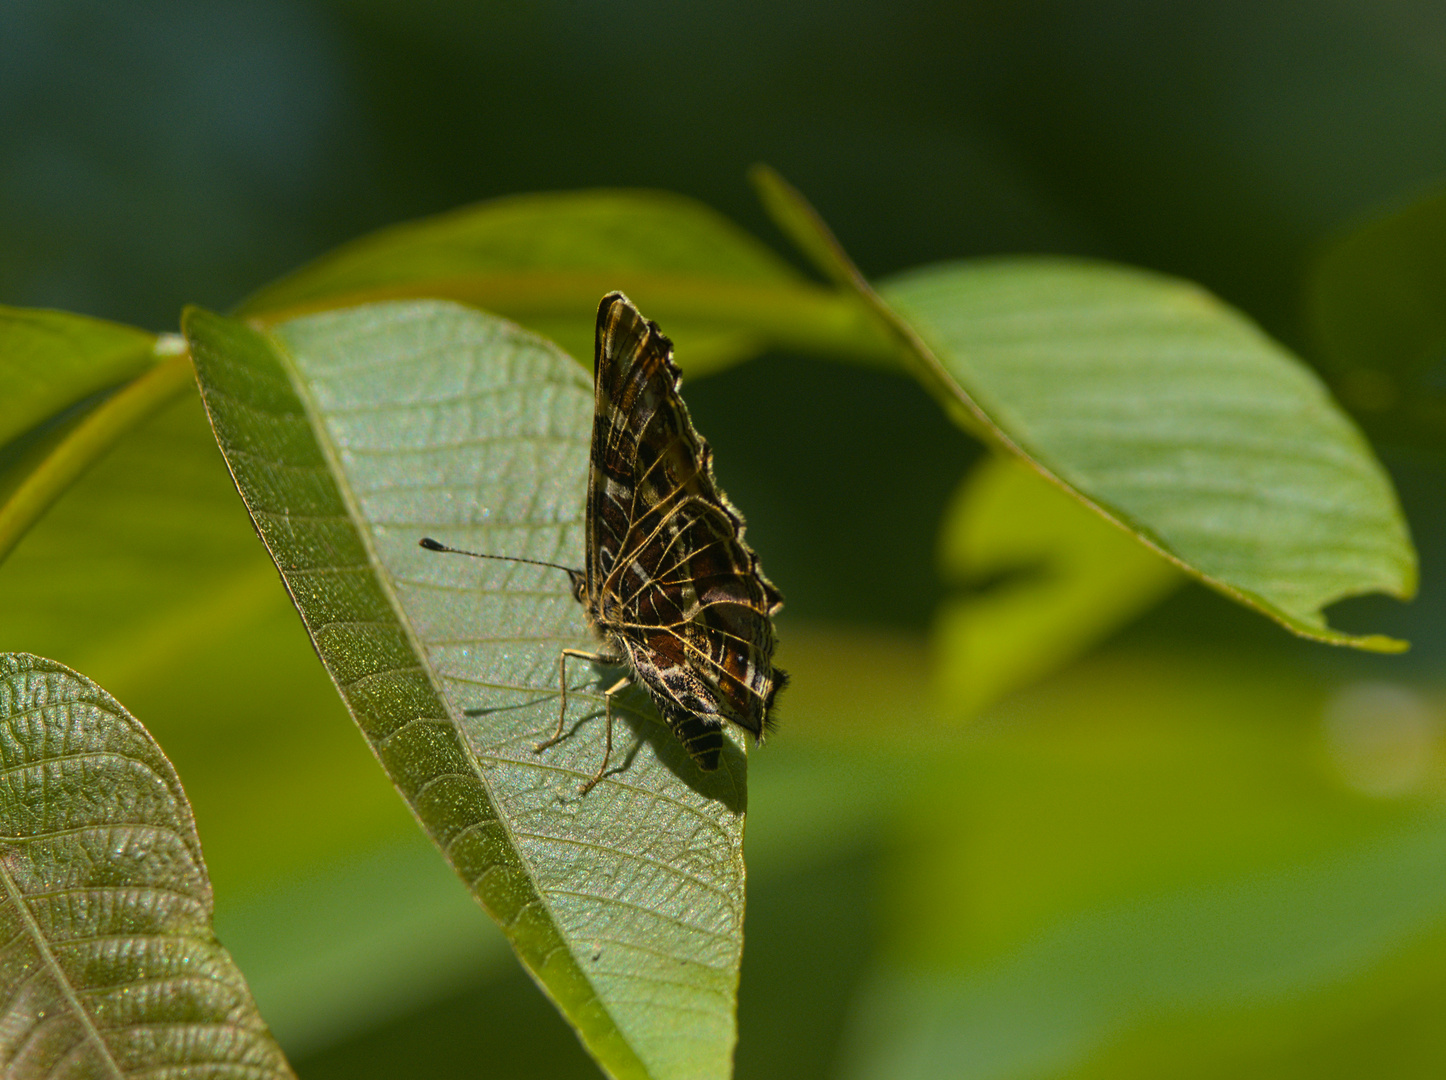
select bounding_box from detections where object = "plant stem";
[0,347,195,565]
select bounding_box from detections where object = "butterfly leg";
[579,675,634,795]
[536,648,611,753]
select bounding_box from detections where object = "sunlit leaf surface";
[185,300,748,1080]
[748,167,1416,653]
[0,652,293,1079]
[880,258,1416,651]
[0,351,609,1062]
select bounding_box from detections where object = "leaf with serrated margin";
[235,189,890,376]
[0,652,293,1080]
[184,300,747,1080]
[750,166,1417,653]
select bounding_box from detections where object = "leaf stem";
[0,346,195,565]
[750,164,992,436]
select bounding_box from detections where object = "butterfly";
[423,292,786,792]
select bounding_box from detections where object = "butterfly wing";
[588,292,786,770]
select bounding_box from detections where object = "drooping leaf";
[1305,184,1446,449]
[749,165,1416,652]
[932,454,1180,717]
[236,189,889,376]
[0,306,158,450]
[0,652,294,1079]
[881,259,1415,651]
[184,300,748,1080]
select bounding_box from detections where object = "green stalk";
[0,346,195,565]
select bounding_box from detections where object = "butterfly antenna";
[419,537,581,575]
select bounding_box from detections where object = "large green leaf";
[880,259,1415,651]
[236,190,889,376]
[184,300,748,1080]
[0,652,293,1079]
[751,167,1415,652]
[932,454,1180,717]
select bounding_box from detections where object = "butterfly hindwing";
[585,293,786,770]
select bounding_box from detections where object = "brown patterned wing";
[586,292,786,770]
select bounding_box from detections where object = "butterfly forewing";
[587,293,786,770]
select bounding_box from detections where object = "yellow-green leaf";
[0,306,157,449]
[933,454,1180,717]
[236,190,888,376]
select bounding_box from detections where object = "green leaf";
[751,168,1416,652]
[882,259,1416,651]
[0,306,158,450]
[1305,185,1446,448]
[184,300,747,1080]
[0,652,294,1079]
[0,350,195,566]
[0,307,194,567]
[236,189,890,377]
[933,454,1180,717]
[0,385,459,1048]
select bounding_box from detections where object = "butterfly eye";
[569,571,589,605]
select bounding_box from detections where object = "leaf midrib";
[0,829,126,1080]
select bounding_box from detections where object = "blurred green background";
[5,1,1446,1076]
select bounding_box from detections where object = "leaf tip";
[1348,633,1412,655]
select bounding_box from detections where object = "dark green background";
[6,0,1446,631]
[6,2,1446,1076]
